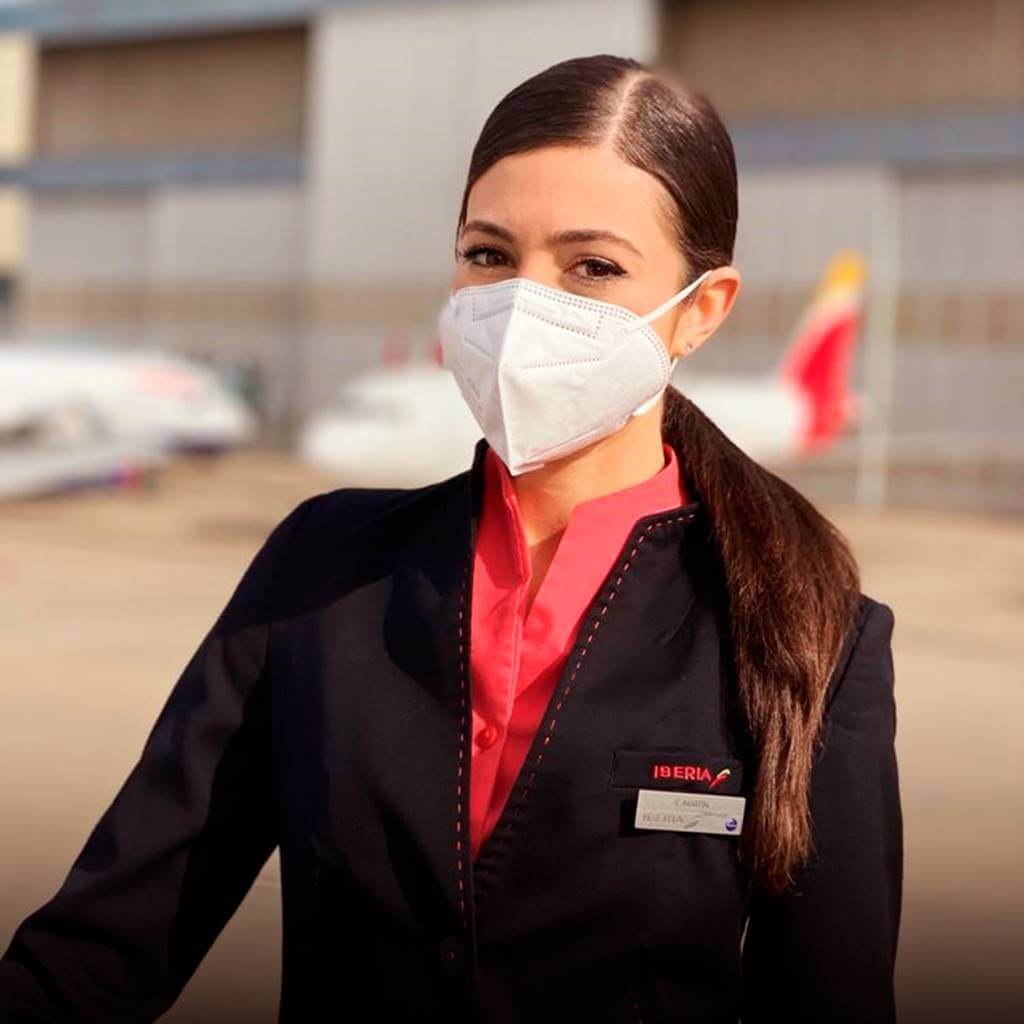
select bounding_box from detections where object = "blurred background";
[0,1,1020,1022]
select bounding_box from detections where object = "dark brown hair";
[454,54,861,896]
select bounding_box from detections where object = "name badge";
[634,788,746,836]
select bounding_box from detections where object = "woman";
[0,54,902,1023]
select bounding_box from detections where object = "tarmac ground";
[0,450,1021,1023]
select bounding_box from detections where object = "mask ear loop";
[628,269,714,418]
[636,268,714,328]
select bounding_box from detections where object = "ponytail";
[662,386,861,894]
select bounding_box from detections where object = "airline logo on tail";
[777,251,865,454]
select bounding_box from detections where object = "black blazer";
[0,438,902,1023]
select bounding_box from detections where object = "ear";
[668,267,742,360]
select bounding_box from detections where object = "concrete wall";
[305,0,658,285]
[299,0,660,409]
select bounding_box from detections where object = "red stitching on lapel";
[516,513,695,805]
[454,553,472,924]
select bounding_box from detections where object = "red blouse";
[468,441,688,861]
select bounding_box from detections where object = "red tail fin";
[778,251,865,454]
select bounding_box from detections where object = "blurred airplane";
[299,251,866,488]
[0,342,258,500]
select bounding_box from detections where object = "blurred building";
[662,0,1024,512]
[0,0,1020,509]
[0,0,659,446]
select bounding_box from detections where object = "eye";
[457,244,509,268]
[572,257,626,283]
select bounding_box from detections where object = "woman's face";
[451,144,739,360]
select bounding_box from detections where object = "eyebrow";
[460,219,644,258]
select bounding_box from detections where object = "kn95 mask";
[436,269,712,475]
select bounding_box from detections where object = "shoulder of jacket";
[822,592,896,717]
[320,470,463,525]
[853,593,896,648]
[275,468,469,559]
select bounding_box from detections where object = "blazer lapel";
[368,438,488,932]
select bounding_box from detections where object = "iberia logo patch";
[651,763,732,789]
[611,748,744,796]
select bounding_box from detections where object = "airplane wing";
[0,399,170,500]
[0,393,72,437]
[0,439,169,501]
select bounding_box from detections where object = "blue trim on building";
[0,150,304,189]
[730,109,1024,168]
[0,115,1019,185]
[0,0,408,42]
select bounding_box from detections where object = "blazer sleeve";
[740,598,903,1024]
[0,493,321,1023]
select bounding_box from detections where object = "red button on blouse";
[468,440,687,862]
[477,723,501,750]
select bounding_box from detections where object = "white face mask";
[437,269,712,475]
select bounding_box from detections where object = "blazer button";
[439,935,467,974]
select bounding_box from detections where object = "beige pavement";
[0,452,1021,1022]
